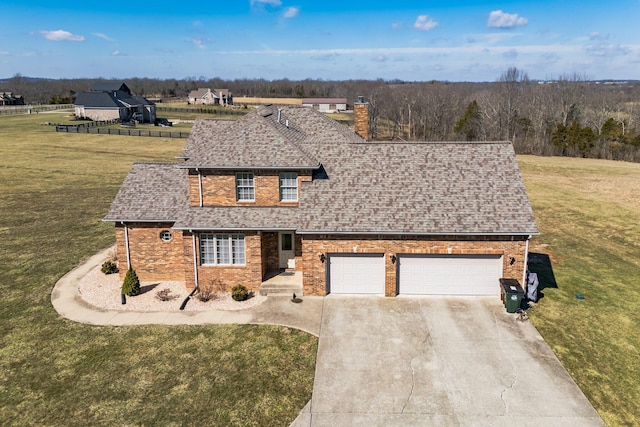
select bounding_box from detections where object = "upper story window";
[236,172,254,201]
[200,234,246,265]
[279,172,298,201]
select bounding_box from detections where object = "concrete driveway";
[293,296,603,426]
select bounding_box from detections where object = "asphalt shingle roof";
[298,141,538,235]
[104,163,188,222]
[173,207,299,230]
[106,105,538,236]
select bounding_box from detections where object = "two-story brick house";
[104,101,538,297]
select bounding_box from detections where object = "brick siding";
[302,235,528,296]
[115,222,187,282]
[188,170,312,207]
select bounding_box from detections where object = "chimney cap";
[355,95,367,104]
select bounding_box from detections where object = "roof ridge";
[259,105,320,167]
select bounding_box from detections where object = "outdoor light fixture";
[390,254,397,264]
[319,253,326,263]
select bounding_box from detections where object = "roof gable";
[91,81,131,94]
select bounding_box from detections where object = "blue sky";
[1,0,639,82]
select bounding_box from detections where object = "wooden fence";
[55,126,189,138]
[0,104,72,115]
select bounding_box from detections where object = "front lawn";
[0,113,317,426]
[519,155,640,427]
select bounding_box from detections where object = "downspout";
[180,232,200,310]
[197,168,203,207]
[122,222,131,270]
[522,235,531,287]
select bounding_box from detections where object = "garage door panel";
[399,255,502,296]
[329,254,385,295]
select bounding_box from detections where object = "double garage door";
[328,254,502,296]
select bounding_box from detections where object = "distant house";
[302,98,348,113]
[74,82,156,123]
[0,91,25,106]
[188,88,233,106]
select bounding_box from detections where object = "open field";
[519,155,640,426]
[0,113,317,426]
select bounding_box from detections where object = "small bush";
[155,288,178,301]
[231,284,249,302]
[196,288,215,302]
[121,268,141,296]
[101,260,119,275]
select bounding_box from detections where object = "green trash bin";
[499,279,525,313]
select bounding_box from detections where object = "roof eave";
[176,164,320,170]
[102,218,177,223]
[296,230,539,236]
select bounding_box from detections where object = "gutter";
[295,230,540,237]
[175,165,319,170]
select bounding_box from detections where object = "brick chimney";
[354,96,369,141]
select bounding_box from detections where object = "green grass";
[519,155,640,427]
[0,113,317,426]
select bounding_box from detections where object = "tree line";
[3,69,640,162]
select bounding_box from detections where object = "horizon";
[1,1,639,82]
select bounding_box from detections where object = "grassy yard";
[519,155,640,426]
[0,113,318,426]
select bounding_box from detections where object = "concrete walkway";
[51,247,324,336]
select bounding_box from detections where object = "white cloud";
[191,37,214,49]
[487,10,528,28]
[585,44,630,57]
[112,50,125,56]
[414,15,438,31]
[392,22,403,30]
[40,30,84,41]
[283,7,299,18]
[251,0,281,6]
[93,33,114,41]
[0,51,8,55]
[589,32,609,41]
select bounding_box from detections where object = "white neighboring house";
[74,82,156,123]
[188,88,233,106]
[302,98,348,113]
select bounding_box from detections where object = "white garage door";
[329,254,385,295]
[398,255,502,296]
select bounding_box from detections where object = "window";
[200,234,245,265]
[281,233,293,251]
[159,230,172,242]
[279,172,298,201]
[236,172,254,201]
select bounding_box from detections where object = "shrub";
[196,288,215,302]
[101,260,119,275]
[155,288,178,301]
[231,284,249,302]
[121,268,141,296]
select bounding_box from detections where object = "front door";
[279,232,295,269]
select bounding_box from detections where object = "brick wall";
[115,222,186,282]
[188,170,312,207]
[302,235,528,296]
